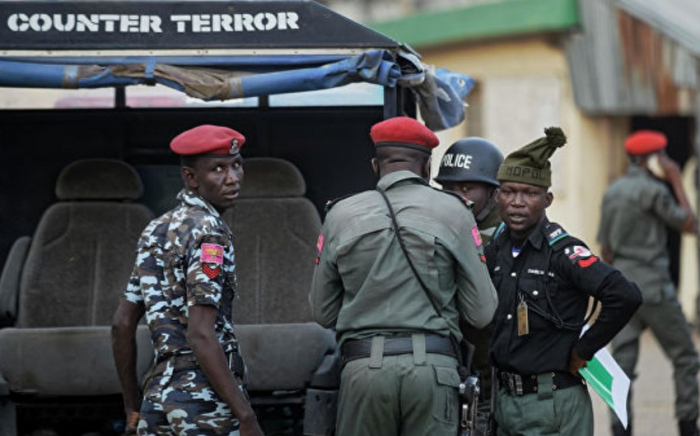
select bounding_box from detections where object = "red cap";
[370,117,439,153]
[624,130,667,155]
[170,125,245,156]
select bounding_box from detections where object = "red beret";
[370,117,439,153]
[170,125,245,156]
[625,130,667,155]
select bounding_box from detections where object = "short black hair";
[180,154,201,169]
[375,146,430,166]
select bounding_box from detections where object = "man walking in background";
[598,130,700,436]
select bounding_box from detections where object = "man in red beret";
[112,125,264,436]
[598,130,700,436]
[309,116,498,436]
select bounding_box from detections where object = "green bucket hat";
[496,127,567,187]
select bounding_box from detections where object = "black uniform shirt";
[486,217,641,375]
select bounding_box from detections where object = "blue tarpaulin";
[0,49,473,130]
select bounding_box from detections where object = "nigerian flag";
[580,346,630,429]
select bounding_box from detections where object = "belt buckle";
[507,375,515,395]
[514,374,523,396]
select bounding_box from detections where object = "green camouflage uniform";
[124,189,243,436]
[310,170,498,436]
[598,164,700,428]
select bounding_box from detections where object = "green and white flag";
[580,346,630,429]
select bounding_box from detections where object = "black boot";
[679,420,700,436]
[611,421,631,436]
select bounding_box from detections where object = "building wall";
[423,36,629,249]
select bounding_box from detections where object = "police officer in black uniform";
[485,127,642,436]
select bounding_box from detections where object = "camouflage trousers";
[138,362,243,436]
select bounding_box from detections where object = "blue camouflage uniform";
[125,188,243,436]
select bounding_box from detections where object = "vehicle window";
[0,87,115,109]
[0,84,259,109]
[269,82,383,107]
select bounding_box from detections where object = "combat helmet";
[434,137,504,186]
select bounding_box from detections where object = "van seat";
[224,158,321,324]
[222,158,339,396]
[0,159,154,398]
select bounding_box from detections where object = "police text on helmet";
[440,153,473,170]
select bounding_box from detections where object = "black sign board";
[0,1,398,50]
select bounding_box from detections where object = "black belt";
[341,334,456,366]
[498,370,583,396]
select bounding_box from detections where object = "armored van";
[0,1,472,435]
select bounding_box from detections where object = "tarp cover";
[0,49,473,130]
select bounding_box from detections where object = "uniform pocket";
[432,366,461,425]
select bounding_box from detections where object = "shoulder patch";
[201,242,224,279]
[543,222,569,247]
[315,232,324,264]
[564,244,599,268]
[432,187,474,209]
[201,243,224,264]
[324,193,357,213]
[470,225,483,248]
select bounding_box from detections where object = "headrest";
[55,159,144,201]
[239,158,306,199]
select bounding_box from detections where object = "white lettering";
[29,13,52,32]
[171,15,191,33]
[462,154,473,169]
[52,14,75,31]
[76,14,99,32]
[5,11,300,34]
[120,15,139,33]
[192,14,210,32]
[7,13,29,32]
[253,12,276,31]
[99,14,119,32]
[213,14,233,32]
[441,154,454,167]
[285,12,299,29]
[235,14,255,31]
[144,15,162,33]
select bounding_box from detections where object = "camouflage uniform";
[124,189,243,436]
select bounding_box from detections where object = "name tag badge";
[517,300,529,336]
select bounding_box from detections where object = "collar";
[177,189,221,218]
[627,164,650,178]
[499,216,550,251]
[476,200,499,224]
[377,170,429,191]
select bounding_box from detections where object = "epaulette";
[324,193,357,213]
[431,187,474,209]
[543,222,570,250]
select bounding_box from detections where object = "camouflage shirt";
[125,189,238,359]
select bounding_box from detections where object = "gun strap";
[377,188,443,317]
[377,188,471,372]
